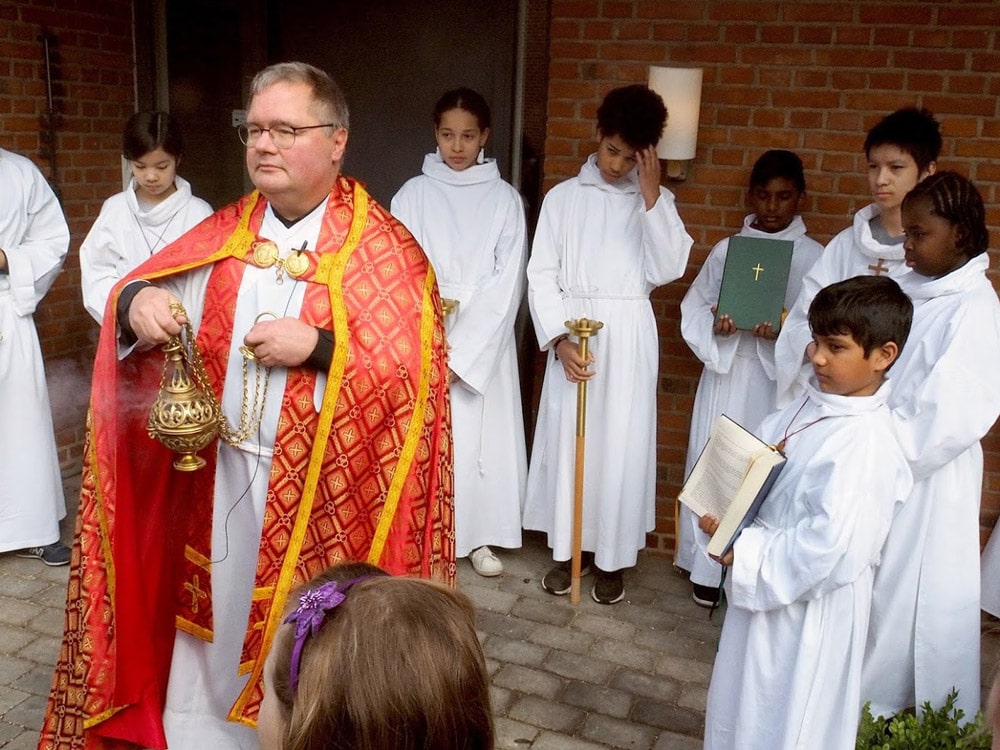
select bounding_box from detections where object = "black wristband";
[305,328,335,371]
[116,280,153,346]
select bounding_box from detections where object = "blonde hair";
[269,562,493,750]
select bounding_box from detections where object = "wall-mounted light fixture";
[648,66,703,181]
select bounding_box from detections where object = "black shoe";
[16,542,71,567]
[591,567,624,605]
[541,553,593,595]
[691,582,720,608]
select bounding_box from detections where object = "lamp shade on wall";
[648,66,703,164]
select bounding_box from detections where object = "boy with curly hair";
[524,84,693,604]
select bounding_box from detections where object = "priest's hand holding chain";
[129,285,186,348]
[243,317,318,368]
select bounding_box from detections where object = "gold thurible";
[564,317,603,604]
[147,335,221,471]
[147,303,271,471]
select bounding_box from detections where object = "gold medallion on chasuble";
[251,240,308,284]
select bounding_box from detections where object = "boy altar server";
[524,84,693,604]
[775,107,940,405]
[701,276,913,749]
[676,149,822,607]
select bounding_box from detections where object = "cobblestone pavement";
[1,475,998,749]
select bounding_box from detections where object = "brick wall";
[0,0,135,471]
[542,0,1000,554]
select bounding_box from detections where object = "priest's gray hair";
[249,61,350,132]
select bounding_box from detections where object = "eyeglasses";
[237,123,337,150]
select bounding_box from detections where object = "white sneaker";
[469,546,503,577]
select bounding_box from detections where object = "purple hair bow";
[283,576,371,692]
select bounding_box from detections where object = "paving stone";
[508,694,586,734]
[562,680,633,719]
[0,599,44,630]
[529,731,611,750]
[0,685,31,714]
[13,664,56,697]
[491,684,516,715]
[2,730,42,750]
[483,635,550,667]
[0,656,33,686]
[0,625,36,656]
[572,612,638,642]
[0,577,49,601]
[492,664,565,700]
[466,585,520,615]
[676,684,708,714]
[591,637,660,671]
[528,621,595,655]
[511,597,576,628]
[630,698,704,736]
[3,691,46,731]
[543,649,616,685]
[580,712,658,749]
[493,715,540,750]
[652,730,703,750]
[610,669,682,704]
[477,608,537,640]
[653,654,713,685]
[0,718,25,744]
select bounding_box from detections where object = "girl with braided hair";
[862,170,1000,721]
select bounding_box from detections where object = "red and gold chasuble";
[39,177,454,750]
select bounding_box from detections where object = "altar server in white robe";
[525,84,693,605]
[392,87,527,577]
[775,107,941,406]
[702,275,913,750]
[676,150,821,608]
[0,148,70,566]
[81,111,212,324]
[861,172,1000,720]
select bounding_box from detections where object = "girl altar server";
[81,111,212,324]
[862,171,1000,720]
[391,88,527,577]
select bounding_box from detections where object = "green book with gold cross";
[714,235,795,332]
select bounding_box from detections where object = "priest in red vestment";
[39,61,453,750]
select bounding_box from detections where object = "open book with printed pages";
[678,414,786,558]
[714,235,794,332]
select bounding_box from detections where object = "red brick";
[894,49,968,71]
[551,0,600,18]
[798,26,833,46]
[602,1,635,19]
[761,24,798,44]
[708,2,780,22]
[872,27,910,47]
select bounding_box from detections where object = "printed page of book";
[679,415,771,519]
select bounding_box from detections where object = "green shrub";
[856,689,992,749]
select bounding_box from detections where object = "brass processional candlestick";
[565,317,603,605]
[147,303,271,471]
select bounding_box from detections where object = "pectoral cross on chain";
[868,258,889,276]
[752,263,764,281]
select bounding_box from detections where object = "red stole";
[38,177,454,749]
